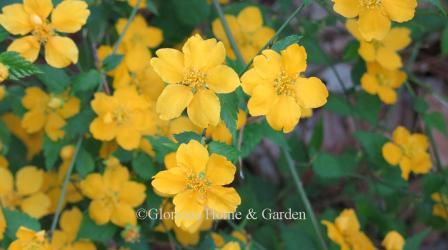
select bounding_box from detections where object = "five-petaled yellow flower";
[332,0,417,41]
[9,226,51,250]
[346,19,411,70]
[322,209,375,250]
[382,231,405,250]
[241,44,328,133]
[0,0,90,68]
[0,166,51,219]
[21,87,80,141]
[151,34,241,128]
[51,207,96,250]
[212,6,275,63]
[361,63,406,104]
[382,126,432,180]
[80,158,146,227]
[152,140,241,231]
[89,87,153,150]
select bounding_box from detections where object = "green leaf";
[64,108,95,137]
[0,26,9,43]
[173,0,209,27]
[313,153,345,178]
[173,131,202,144]
[404,229,431,250]
[271,35,303,52]
[309,118,324,151]
[423,0,447,16]
[208,141,239,162]
[77,213,118,242]
[219,93,239,140]
[146,0,159,15]
[132,153,156,181]
[75,148,95,178]
[147,136,178,163]
[103,54,123,72]
[424,112,447,136]
[355,131,389,168]
[325,94,352,116]
[3,208,40,239]
[354,91,381,125]
[343,40,360,62]
[43,136,66,170]
[72,70,101,93]
[442,25,448,55]
[0,52,41,80]
[37,65,70,93]
[413,97,429,113]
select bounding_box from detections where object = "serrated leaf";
[72,70,101,93]
[103,54,123,72]
[75,148,95,178]
[77,213,118,242]
[132,153,156,180]
[218,93,239,140]
[37,65,70,93]
[43,136,66,170]
[424,112,447,136]
[208,141,239,162]
[0,52,41,80]
[173,131,202,144]
[271,35,303,52]
[3,208,40,239]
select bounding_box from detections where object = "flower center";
[360,0,382,9]
[274,71,297,97]
[375,73,391,87]
[186,171,210,194]
[401,143,417,158]
[47,96,64,110]
[104,108,129,125]
[181,69,206,89]
[0,192,21,209]
[30,14,54,43]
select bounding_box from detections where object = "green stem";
[50,137,83,236]
[212,0,245,66]
[282,147,328,250]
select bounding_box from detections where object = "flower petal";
[206,154,236,186]
[358,8,391,41]
[333,0,360,18]
[90,118,118,141]
[378,86,397,104]
[156,84,193,120]
[16,166,44,196]
[377,47,402,70]
[207,186,241,214]
[382,142,403,165]
[393,126,410,145]
[173,190,204,230]
[253,49,281,81]
[151,48,185,84]
[20,192,51,218]
[8,36,40,62]
[187,89,221,128]
[80,173,106,200]
[176,140,209,173]
[0,4,33,35]
[45,113,66,141]
[206,65,240,94]
[237,6,262,33]
[382,0,417,22]
[0,168,13,195]
[22,110,46,134]
[241,68,270,95]
[281,44,307,76]
[23,0,53,20]
[51,0,90,33]
[295,77,329,109]
[45,36,78,68]
[119,182,146,207]
[152,167,187,195]
[88,199,113,225]
[358,42,375,61]
[116,127,141,150]
[361,73,379,94]
[183,35,225,71]
[247,84,277,116]
[266,95,301,133]
[111,202,137,227]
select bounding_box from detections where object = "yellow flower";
[154,200,213,247]
[0,63,8,83]
[332,0,417,41]
[41,145,83,214]
[21,87,80,141]
[51,207,96,250]
[431,193,448,219]
[0,208,5,240]
[361,62,406,104]
[0,166,50,218]
[80,160,146,227]
[8,227,51,250]
[116,15,162,52]
[241,44,328,133]
[206,109,247,144]
[89,87,153,150]
[382,231,405,250]
[2,113,43,160]
[382,126,432,180]
[151,34,241,128]
[322,209,375,250]
[127,0,146,9]
[346,20,411,70]
[0,0,90,68]
[152,140,241,231]
[212,6,275,63]
[0,155,9,169]
[221,242,241,250]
